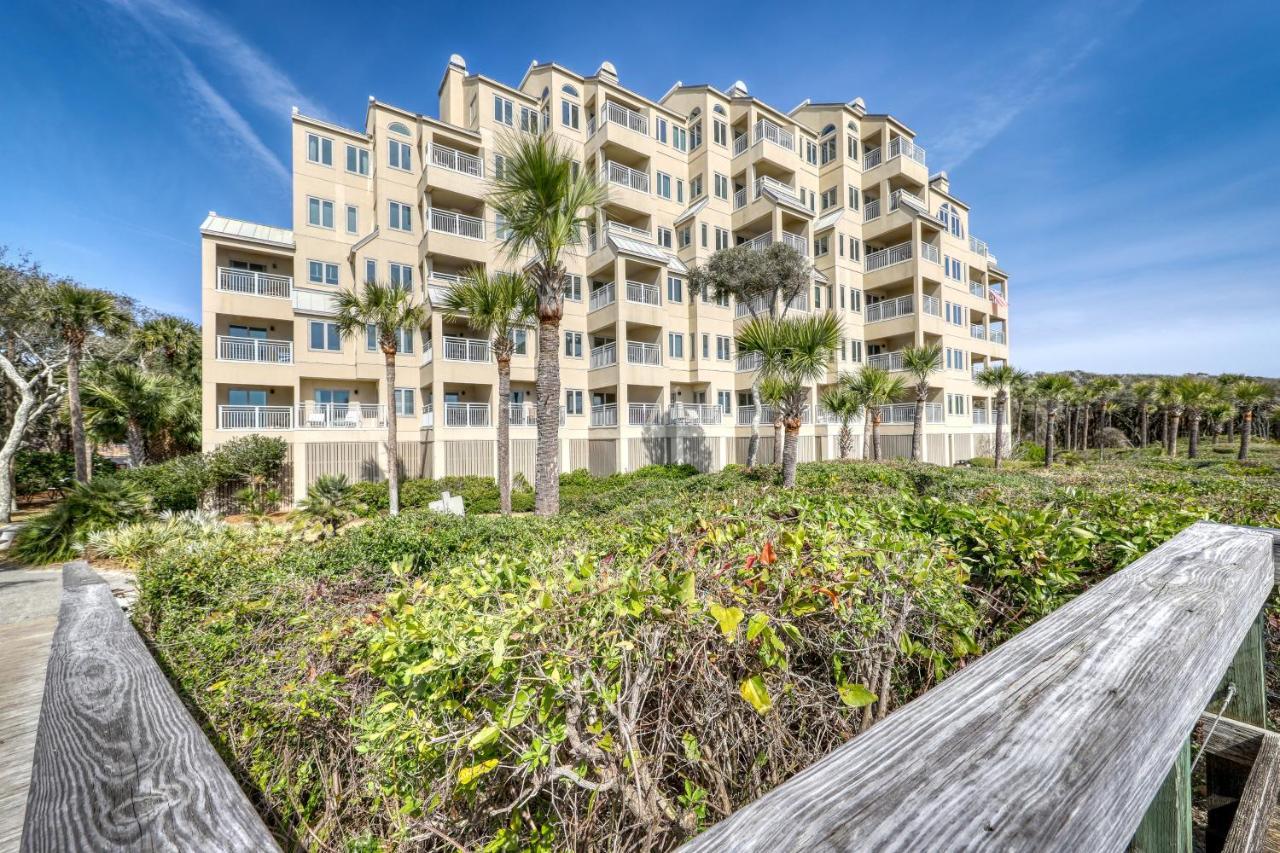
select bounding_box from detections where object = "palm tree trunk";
[1239,410,1253,460]
[534,318,560,515]
[1187,412,1201,459]
[838,422,851,460]
[745,379,762,469]
[497,357,512,515]
[910,388,925,461]
[862,407,873,459]
[781,420,800,487]
[1162,409,1172,455]
[772,415,783,465]
[1169,411,1182,458]
[68,340,88,483]
[125,419,146,468]
[384,354,400,516]
[993,392,1006,469]
[1139,407,1148,448]
[1044,404,1056,467]
[871,413,883,461]
[1080,406,1090,452]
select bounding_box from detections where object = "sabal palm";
[845,365,908,462]
[1230,380,1272,461]
[41,282,130,482]
[1128,380,1156,448]
[758,375,787,465]
[1008,368,1031,443]
[1176,377,1218,459]
[1033,374,1075,466]
[900,343,942,462]
[1203,401,1233,446]
[133,315,200,378]
[1154,377,1181,456]
[82,363,169,467]
[818,383,861,460]
[441,269,537,515]
[488,131,606,515]
[736,313,840,487]
[975,364,1018,469]
[332,282,426,517]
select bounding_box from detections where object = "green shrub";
[14,450,111,496]
[12,478,151,563]
[206,434,288,485]
[114,453,210,511]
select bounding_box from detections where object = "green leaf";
[681,731,702,763]
[708,602,745,642]
[457,758,499,785]
[740,675,773,715]
[746,612,770,641]
[491,636,506,669]
[837,682,877,709]
[468,723,501,750]
[677,571,697,607]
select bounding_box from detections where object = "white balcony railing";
[625,280,661,306]
[217,268,291,299]
[601,101,648,135]
[668,403,723,426]
[216,336,293,363]
[866,295,914,324]
[865,241,913,272]
[420,338,434,365]
[291,288,338,314]
[920,242,941,264]
[889,188,926,213]
[973,409,990,425]
[626,340,662,365]
[607,220,649,239]
[991,328,1007,345]
[733,134,749,156]
[736,404,778,426]
[754,175,800,204]
[443,336,491,362]
[879,403,943,425]
[430,209,485,240]
[753,119,794,151]
[591,403,618,427]
[628,403,662,426]
[863,147,883,170]
[969,236,989,257]
[444,402,490,427]
[507,403,564,426]
[735,294,770,317]
[969,281,987,298]
[430,143,483,177]
[867,350,906,371]
[736,352,763,372]
[421,406,434,428]
[923,294,942,316]
[589,282,616,312]
[297,403,388,430]
[600,161,649,193]
[785,292,809,313]
[970,325,988,341]
[781,232,808,256]
[864,198,881,222]
[733,186,747,209]
[888,136,927,167]
[590,342,617,369]
[217,405,293,430]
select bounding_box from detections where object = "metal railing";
[600,161,649,193]
[973,408,990,425]
[971,325,988,340]
[991,329,1007,344]
[969,281,987,298]
[889,188,926,212]
[590,403,618,427]
[590,342,617,369]
[628,403,662,426]
[600,101,648,135]
[737,352,763,372]
[969,236,989,257]
[420,338,433,365]
[429,209,485,240]
[753,119,794,151]
[607,220,649,239]
[920,242,941,264]
[626,340,662,365]
[786,293,809,313]
[217,268,291,299]
[878,403,944,424]
[866,295,914,323]
[736,404,777,425]
[754,175,801,204]
[430,143,483,177]
[733,186,747,209]
[297,403,387,429]
[862,147,883,170]
[865,241,913,272]
[420,407,434,428]
[735,294,770,317]
[668,403,723,425]
[589,282,616,311]
[625,280,661,306]
[443,336,491,362]
[216,336,292,363]
[507,403,564,426]
[217,405,293,430]
[733,134,749,156]
[781,232,808,256]
[444,402,490,427]
[867,350,906,371]
[863,198,881,221]
[888,136,927,166]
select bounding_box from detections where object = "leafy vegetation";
[12,477,151,563]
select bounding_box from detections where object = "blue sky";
[2,0,1277,374]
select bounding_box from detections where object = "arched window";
[939,203,964,238]
[540,87,550,101]
[561,83,579,97]
[388,121,411,136]
[821,123,836,137]
[713,104,726,116]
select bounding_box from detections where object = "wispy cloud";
[930,0,1142,170]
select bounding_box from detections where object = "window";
[814,285,823,309]
[228,324,266,339]
[388,122,411,136]
[804,140,817,165]
[563,274,582,301]
[716,335,732,360]
[389,201,412,232]
[389,262,413,290]
[814,235,830,256]
[657,171,672,198]
[667,275,683,303]
[564,330,583,358]
[715,290,729,308]
[307,133,332,166]
[308,260,339,285]
[946,348,967,371]
[847,133,858,160]
[848,288,863,312]
[495,213,510,240]
[393,388,415,417]
[849,236,861,261]
[679,226,692,248]
[946,302,964,325]
[309,320,341,351]
[713,119,727,146]
[672,126,687,151]
[690,174,704,199]
[676,179,684,203]
[657,227,672,248]
[365,325,413,353]
[939,203,964,238]
[715,227,729,250]
[701,333,709,358]
[690,120,703,150]
[667,332,684,359]
[228,388,267,407]
[849,339,864,362]
[365,259,377,283]
[520,106,539,133]
[565,389,584,416]
[389,139,411,170]
[307,196,334,229]
[493,154,506,179]
[509,328,528,355]
[848,185,859,210]
[655,117,668,144]
[820,188,837,210]
[819,125,837,164]
[945,256,965,281]
[345,205,358,234]
[346,145,369,175]
[700,223,708,248]
[718,390,732,414]
[714,173,728,199]
[561,99,580,129]
[494,95,513,126]
[947,393,968,416]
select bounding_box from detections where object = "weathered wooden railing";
[681,523,1280,852]
[21,562,278,851]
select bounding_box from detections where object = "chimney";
[438,54,468,126]
[930,170,949,195]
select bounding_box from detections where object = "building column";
[911,219,925,346]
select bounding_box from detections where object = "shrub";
[296,474,360,534]
[205,434,288,486]
[12,478,151,563]
[114,453,210,511]
[14,450,110,497]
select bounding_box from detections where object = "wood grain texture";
[1201,713,1269,766]
[1131,739,1192,853]
[1223,732,1280,853]
[679,523,1275,853]
[21,562,279,852]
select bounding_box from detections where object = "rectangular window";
[393,388,415,417]
[849,339,863,362]
[679,226,692,248]
[346,145,369,175]
[655,117,668,144]
[848,185,859,209]
[820,137,836,164]
[676,179,684,203]
[308,261,338,285]
[346,205,358,234]
[805,140,817,165]
[814,235,829,256]
[716,228,730,250]
[814,286,822,309]
[307,196,334,229]
[562,274,582,301]
[690,120,702,150]
[700,223,708,248]
[389,139,412,171]
[656,172,672,199]
[389,201,412,232]
[821,187,837,210]
[565,389,584,415]
[849,237,861,261]
[561,100,580,129]
[389,262,413,290]
[716,291,730,308]
[672,126,687,151]
[667,275,683,303]
[309,320,341,351]
[718,390,732,414]
[227,388,268,407]
[713,119,727,146]
[691,175,703,199]
[365,259,377,284]
[564,331,583,358]
[716,335,731,360]
[701,333,709,359]
[667,332,684,359]
[307,133,333,166]
[657,227,672,248]
[848,135,858,159]
[849,288,863,312]
[714,173,728,199]
[509,327,528,355]
[494,95,513,126]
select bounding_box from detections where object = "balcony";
[668,403,723,426]
[879,403,943,425]
[736,352,763,372]
[292,288,338,315]
[590,342,617,369]
[867,350,906,371]
[970,325,988,341]
[217,405,293,430]
[920,242,940,264]
[443,402,490,427]
[420,337,434,365]
[429,209,485,240]
[969,281,987,299]
[429,143,484,178]
[216,336,292,363]
[589,282,616,312]
[217,268,291,299]
[297,403,388,430]
[733,186,747,209]
[625,280,661,306]
[889,188,927,214]
[865,241,913,272]
[599,161,649,194]
[626,340,662,366]
[735,295,770,318]
[752,119,794,152]
[888,137,927,167]
[736,404,777,426]
[591,403,618,427]
[754,176,802,206]
[863,199,881,222]
[991,328,1007,345]
[443,336,491,362]
[865,294,943,324]
[973,409,990,425]
[507,402,565,426]
[969,236,989,258]
[741,231,808,256]
[785,293,809,313]
[421,406,434,428]
[628,403,662,426]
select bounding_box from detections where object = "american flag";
[989,289,1008,308]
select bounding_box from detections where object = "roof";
[609,233,689,274]
[812,209,843,232]
[674,197,709,225]
[759,183,813,218]
[200,214,293,249]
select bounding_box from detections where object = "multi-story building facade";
[201,55,1011,496]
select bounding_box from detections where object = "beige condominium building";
[200,54,1011,497]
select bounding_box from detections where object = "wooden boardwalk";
[0,561,60,853]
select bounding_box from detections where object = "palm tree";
[40,282,130,482]
[900,343,942,461]
[82,363,169,467]
[132,315,200,379]
[1129,380,1156,448]
[296,474,359,536]
[488,132,606,515]
[441,269,537,515]
[1154,377,1181,455]
[1034,374,1075,467]
[1230,380,1272,461]
[975,364,1018,469]
[818,383,862,460]
[1177,377,1218,459]
[1204,400,1233,446]
[736,314,840,487]
[758,376,788,465]
[846,365,908,462]
[1089,376,1123,436]
[332,282,426,517]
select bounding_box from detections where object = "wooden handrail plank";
[679,523,1275,852]
[1201,712,1269,766]
[20,562,278,852]
[1223,733,1280,853]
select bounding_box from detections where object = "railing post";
[1130,739,1192,852]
